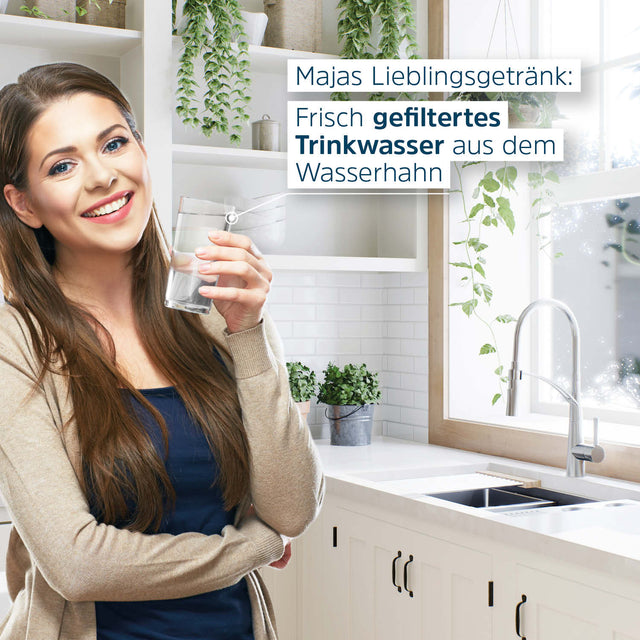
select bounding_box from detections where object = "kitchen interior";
[1,0,640,638]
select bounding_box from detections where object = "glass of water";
[164,197,232,314]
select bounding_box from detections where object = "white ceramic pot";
[238,11,268,46]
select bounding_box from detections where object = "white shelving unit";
[0,0,427,273]
[170,3,428,273]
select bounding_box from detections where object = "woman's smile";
[81,191,134,222]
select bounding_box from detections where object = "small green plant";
[603,200,640,266]
[173,0,251,144]
[286,362,317,403]
[20,1,113,19]
[318,362,382,406]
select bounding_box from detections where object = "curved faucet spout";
[506,298,584,477]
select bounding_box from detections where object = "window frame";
[426,0,640,484]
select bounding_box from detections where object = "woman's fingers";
[197,257,270,291]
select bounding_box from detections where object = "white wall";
[267,270,429,442]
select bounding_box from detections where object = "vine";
[174,0,251,143]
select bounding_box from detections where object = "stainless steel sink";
[426,485,597,512]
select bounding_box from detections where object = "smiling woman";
[0,62,323,639]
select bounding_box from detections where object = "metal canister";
[252,114,280,152]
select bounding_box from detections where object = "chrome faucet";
[506,298,604,477]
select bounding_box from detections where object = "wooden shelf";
[264,255,423,272]
[172,144,287,170]
[0,14,141,56]
[171,36,337,74]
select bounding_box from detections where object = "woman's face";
[4,91,152,264]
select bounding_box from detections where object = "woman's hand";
[270,540,292,570]
[195,230,272,334]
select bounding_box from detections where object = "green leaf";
[495,366,504,375]
[480,343,496,355]
[474,263,486,277]
[544,170,559,183]
[496,165,517,188]
[461,299,478,316]
[528,171,544,188]
[469,203,484,218]
[495,314,517,323]
[450,261,472,269]
[483,193,495,207]
[480,172,500,192]
[497,201,515,233]
[479,283,493,303]
[482,215,492,226]
[491,393,502,406]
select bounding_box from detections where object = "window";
[428,0,640,482]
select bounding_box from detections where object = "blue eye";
[49,161,71,176]
[105,137,129,153]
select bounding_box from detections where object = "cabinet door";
[323,501,493,640]
[513,565,640,640]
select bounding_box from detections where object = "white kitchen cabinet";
[503,564,640,640]
[311,495,493,640]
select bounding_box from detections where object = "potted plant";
[173,0,251,144]
[447,91,558,128]
[286,361,317,427]
[318,362,382,446]
[76,0,126,29]
[20,1,76,21]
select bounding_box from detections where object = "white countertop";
[315,436,640,580]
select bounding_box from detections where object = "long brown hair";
[0,62,250,532]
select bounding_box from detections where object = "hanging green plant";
[450,160,559,406]
[173,0,251,144]
[333,0,420,101]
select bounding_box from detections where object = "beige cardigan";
[0,304,324,639]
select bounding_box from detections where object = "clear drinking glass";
[164,197,232,314]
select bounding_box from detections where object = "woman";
[0,62,323,639]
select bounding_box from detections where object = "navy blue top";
[91,385,254,640]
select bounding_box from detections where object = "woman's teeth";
[83,195,130,218]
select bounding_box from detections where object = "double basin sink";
[427,484,595,513]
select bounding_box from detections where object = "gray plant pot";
[326,404,374,446]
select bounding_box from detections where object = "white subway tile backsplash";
[413,391,428,410]
[272,271,316,287]
[386,422,415,440]
[386,322,414,339]
[413,322,429,340]
[386,289,414,305]
[316,272,360,287]
[293,322,340,338]
[387,388,414,406]
[360,338,384,354]
[269,267,429,445]
[401,372,428,392]
[401,407,428,427]
[319,305,361,321]
[413,287,428,305]
[268,305,316,322]
[401,272,428,287]
[316,338,361,355]
[386,355,413,372]
[293,287,340,304]
[360,273,387,287]
[339,288,384,305]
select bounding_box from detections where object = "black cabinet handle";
[403,554,414,597]
[515,594,527,639]
[392,551,402,592]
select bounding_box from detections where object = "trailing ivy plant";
[450,160,559,406]
[333,0,420,101]
[173,0,251,143]
[603,199,640,265]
